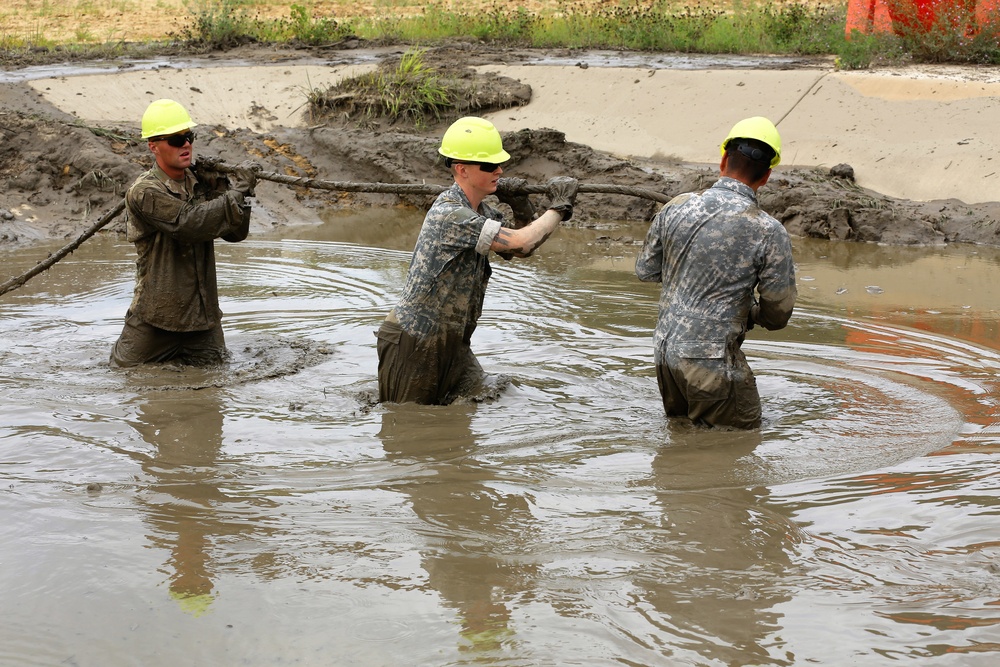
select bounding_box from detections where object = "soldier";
[635,117,797,429]
[111,99,259,367]
[376,116,579,404]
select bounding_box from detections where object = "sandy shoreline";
[18,54,1000,206]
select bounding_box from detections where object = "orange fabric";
[977,0,1000,26]
[845,0,894,36]
[847,0,997,35]
[891,0,967,32]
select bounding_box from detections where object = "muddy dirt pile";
[3,45,1000,252]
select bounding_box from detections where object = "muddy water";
[3,210,1000,666]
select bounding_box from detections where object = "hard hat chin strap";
[733,141,773,165]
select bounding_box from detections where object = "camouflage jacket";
[124,164,251,332]
[391,183,509,340]
[635,177,796,364]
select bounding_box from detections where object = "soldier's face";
[457,161,502,197]
[149,132,195,177]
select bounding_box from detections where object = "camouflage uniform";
[110,164,251,367]
[376,183,509,404]
[635,177,796,428]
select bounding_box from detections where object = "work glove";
[230,160,261,197]
[194,155,222,171]
[747,299,759,332]
[190,156,227,193]
[494,177,536,226]
[545,176,579,221]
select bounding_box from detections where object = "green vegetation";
[174,1,356,47]
[178,0,262,48]
[174,0,1000,69]
[4,1,1000,69]
[177,1,847,54]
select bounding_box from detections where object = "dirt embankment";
[3,43,1000,252]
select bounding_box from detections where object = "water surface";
[2,211,999,666]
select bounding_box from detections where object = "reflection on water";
[129,390,276,618]
[378,404,536,655]
[2,214,1000,665]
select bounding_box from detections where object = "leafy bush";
[179,0,258,48]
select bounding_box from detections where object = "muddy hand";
[231,160,260,197]
[190,156,227,191]
[495,177,537,227]
[195,155,222,170]
[546,176,579,221]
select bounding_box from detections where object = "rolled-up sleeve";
[476,218,502,255]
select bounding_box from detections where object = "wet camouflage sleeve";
[635,177,796,364]
[393,183,505,339]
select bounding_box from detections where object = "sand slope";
[478,63,1000,205]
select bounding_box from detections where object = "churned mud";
[116,334,337,391]
[2,43,1000,254]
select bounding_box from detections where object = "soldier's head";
[141,99,197,179]
[720,117,781,189]
[438,116,510,201]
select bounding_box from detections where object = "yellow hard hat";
[141,99,197,140]
[720,116,781,167]
[438,116,511,164]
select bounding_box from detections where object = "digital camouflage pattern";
[391,183,508,340]
[635,177,796,427]
[377,182,512,404]
[636,177,796,358]
[123,164,251,332]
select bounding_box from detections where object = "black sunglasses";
[153,131,196,148]
[449,159,502,173]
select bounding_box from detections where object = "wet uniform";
[635,177,796,428]
[376,183,509,404]
[110,164,251,367]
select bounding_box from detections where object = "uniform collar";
[448,181,489,215]
[449,181,470,205]
[713,176,758,204]
[151,164,196,196]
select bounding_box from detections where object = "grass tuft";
[310,48,453,128]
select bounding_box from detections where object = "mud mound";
[309,52,532,130]
[761,169,1000,246]
[0,108,142,243]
